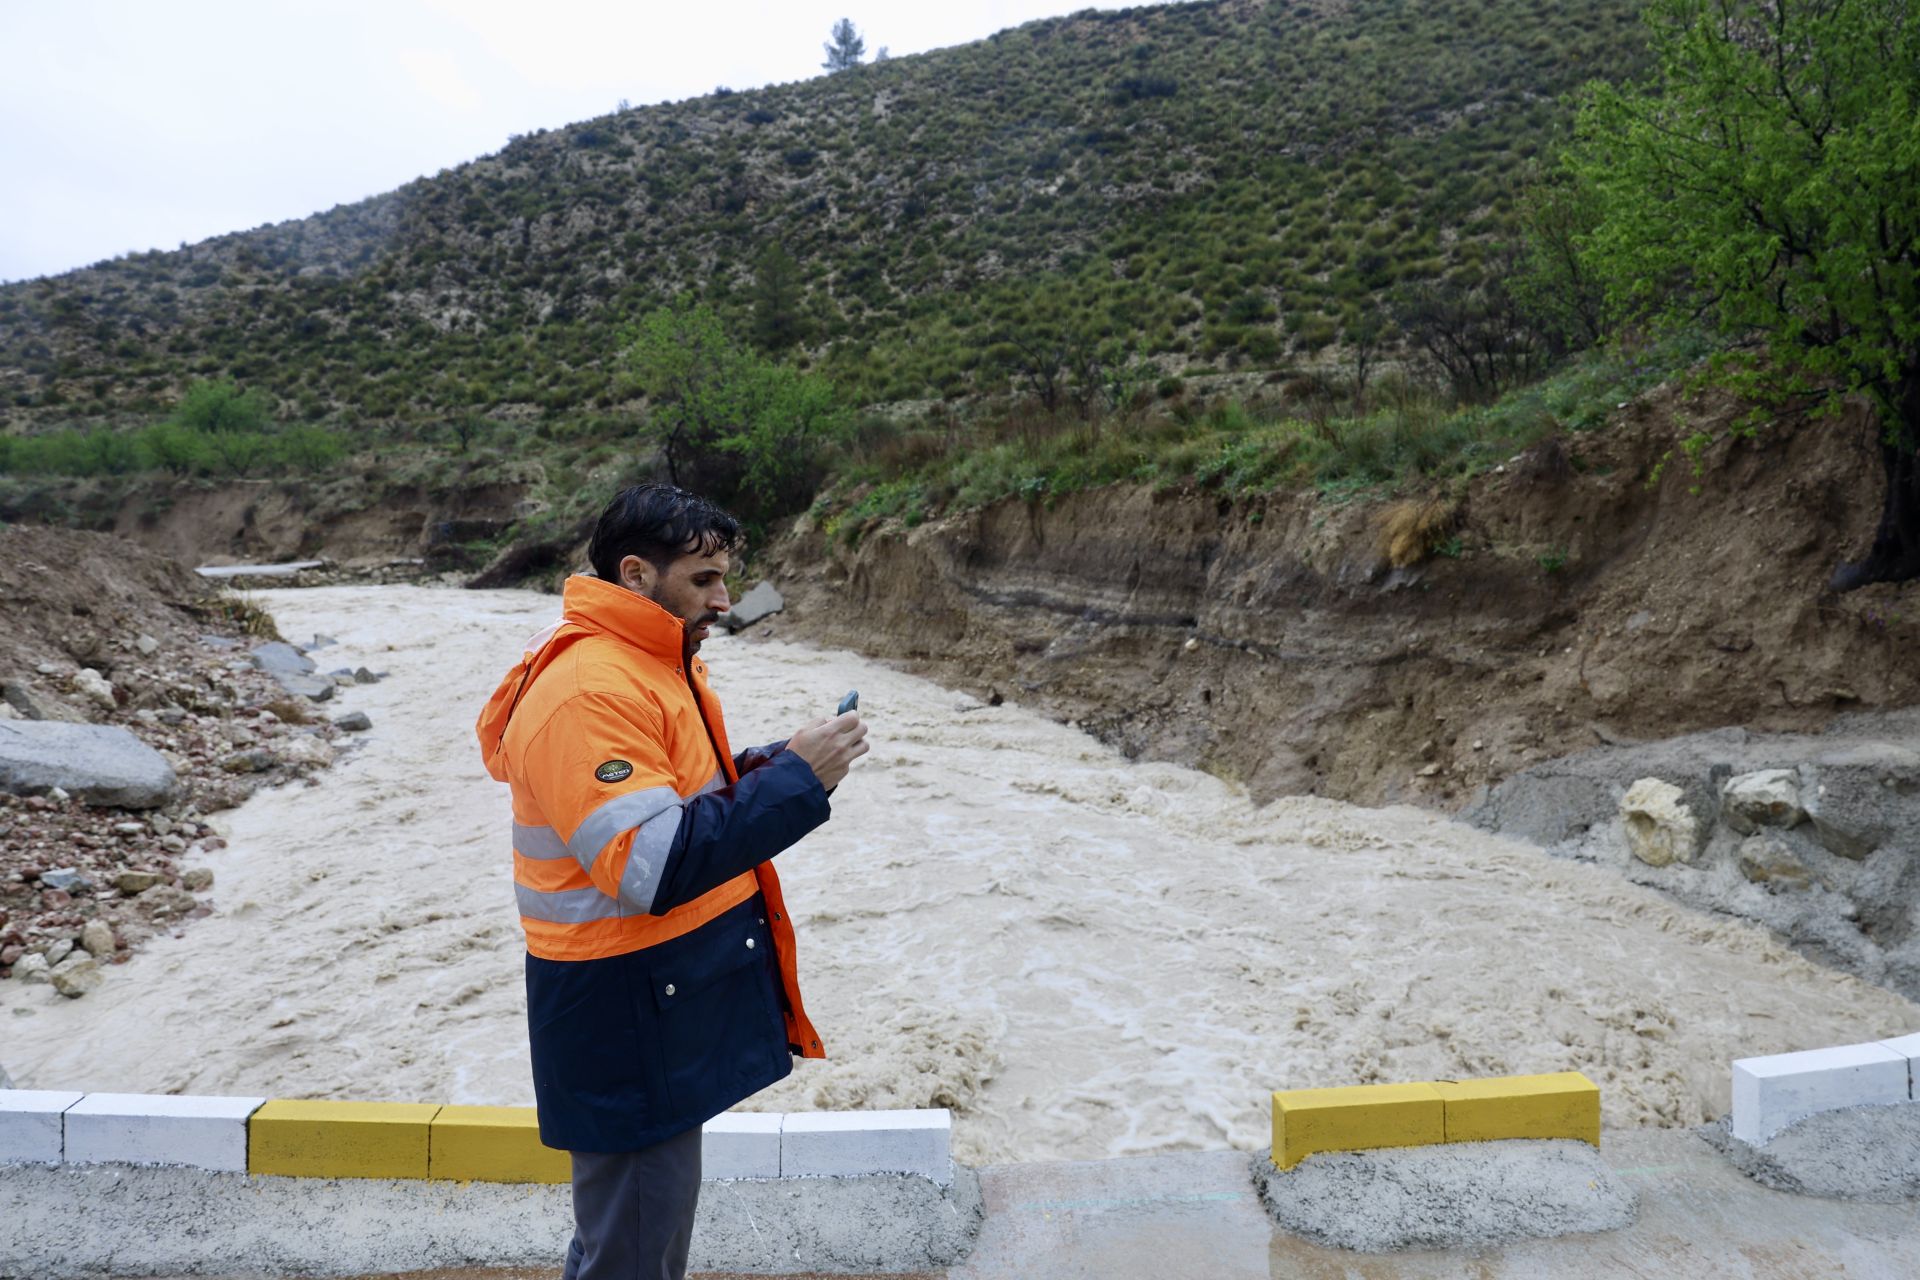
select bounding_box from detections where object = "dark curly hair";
[588,483,742,582]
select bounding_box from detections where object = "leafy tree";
[822,18,865,72]
[1568,0,1920,589]
[1510,167,1606,355]
[625,300,848,521]
[168,377,273,434]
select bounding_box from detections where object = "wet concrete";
[109,1129,1920,1278]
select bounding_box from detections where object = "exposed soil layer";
[764,387,1920,811]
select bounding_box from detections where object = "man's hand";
[787,711,869,790]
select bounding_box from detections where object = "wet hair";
[588,483,742,582]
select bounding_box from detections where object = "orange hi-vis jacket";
[478,574,828,1150]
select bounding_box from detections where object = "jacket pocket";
[646,911,787,1116]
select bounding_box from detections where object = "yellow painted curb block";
[249,1100,442,1179]
[1270,1083,1445,1171]
[429,1105,570,1184]
[1433,1072,1600,1146]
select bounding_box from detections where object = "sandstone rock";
[719,582,785,632]
[182,867,214,892]
[0,721,178,807]
[137,884,197,920]
[71,668,117,711]
[39,868,94,893]
[1721,769,1805,835]
[333,710,372,732]
[277,735,336,768]
[51,957,101,998]
[116,870,161,894]
[220,747,276,774]
[3,679,83,722]
[135,634,160,656]
[249,642,316,676]
[15,953,51,984]
[1736,833,1817,891]
[1621,777,1698,867]
[81,920,116,956]
[43,938,74,966]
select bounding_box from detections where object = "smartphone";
[837,690,859,716]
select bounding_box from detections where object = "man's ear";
[618,554,651,593]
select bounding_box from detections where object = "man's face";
[618,545,731,652]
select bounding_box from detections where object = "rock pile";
[1466,708,1920,999]
[2,625,362,999]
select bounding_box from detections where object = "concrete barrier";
[1731,1042,1911,1145]
[64,1092,262,1172]
[1270,1074,1602,1170]
[782,1109,953,1184]
[1881,1032,1920,1099]
[0,1090,953,1187]
[0,1091,81,1165]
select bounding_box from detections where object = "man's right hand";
[786,711,869,791]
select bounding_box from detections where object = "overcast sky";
[0,0,1133,284]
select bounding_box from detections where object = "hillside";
[0,0,1647,430]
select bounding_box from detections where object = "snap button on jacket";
[477,574,828,1151]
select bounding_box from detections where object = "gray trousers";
[561,1124,703,1280]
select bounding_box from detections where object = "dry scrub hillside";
[764,388,1920,807]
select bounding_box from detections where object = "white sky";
[0,0,1133,283]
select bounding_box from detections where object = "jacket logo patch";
[594,760,634,784]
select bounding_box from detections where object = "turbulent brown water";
[3,585,1914,1165]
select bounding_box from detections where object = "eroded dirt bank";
[2,584,1915,1168]
[765,390,1920,810]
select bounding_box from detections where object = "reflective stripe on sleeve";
[512,822,571,860]
[617,805,683,913]
[514,883,625,924]
[567,786,682,871]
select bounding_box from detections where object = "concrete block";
[1270,1083,1444,1171]
[781,1109,950,1184]
[703,1111,783,1180]
[64,1092,264,1171]
[250,1100,440,1179]
[1880,1032,1920,1100]
[0,1090,83,1164]
[1433,1072,1600,1146]
[429,1105,568,1184]
[1731,1042,1909,1145]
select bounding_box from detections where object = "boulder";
[353,667,382,684]
[1736,833,1818,891]
[220,748,276,774]
[720,582,785,632]
[0,721,178,808]
[270,671,337,703]
[183,867,214,892]
[1800,743,1918,861]
[1721,769,1805,835]
[51,956,102,998]
[116,870,161,894]
[42,938,73,967]
[71,668,118,711]
[277,735,335,769]
[1,679,81,722]
[15,953,51,984]
[137,884,198,920]
[249,642,316,676]
[135,634,160,656]
[1621,777,1698,867]
[81,920,117,956]
[39,868,95,893]
[333,710,372,732]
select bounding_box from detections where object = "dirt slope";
[764,387,1920,809]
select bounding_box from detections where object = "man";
[476,483,867,1280]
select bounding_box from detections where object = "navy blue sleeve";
[732,738,790,775]
[647,750,829,916]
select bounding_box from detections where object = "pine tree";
[822,18,864,72]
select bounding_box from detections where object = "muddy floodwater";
[4,585,1915,1164]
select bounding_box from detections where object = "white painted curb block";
[64,1092,265,1172]
[1882,1032,1920,1100]
[0,1090,84,1164]
[1731,1043,1909,1145]
[782,1109,951,1184]
[702,1112,782,1180]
